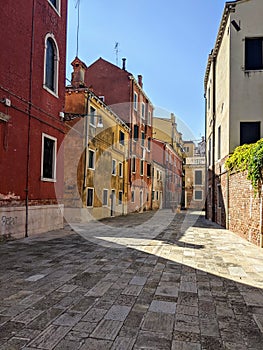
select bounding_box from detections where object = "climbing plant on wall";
[225,139,263,194]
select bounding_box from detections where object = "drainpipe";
[25,0,36,237]
[83,92,90,197]
[204,92,208,218]
[212,55,216,223]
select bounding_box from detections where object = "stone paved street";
[0,210,263,349]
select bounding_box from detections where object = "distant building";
[153,113,184,157]
[85,57,154,212]
[0,0,67,238]
[183,141,205,210]
[64,58,130,222]
[152,139,182,210]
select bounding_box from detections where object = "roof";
[204,1,242,91]
[87,57,154,107]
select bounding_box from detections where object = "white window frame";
[43,33,59,97]
[134,92,138,111]
[140,159,144,176]
[89,106,96,127]
[112,159,117,176]
[102,189,108,206]
[119,130,125,146]
[41,133,57,182]
[48,0,61,15]
[141,102,145,119]
[148,110,152,126]
[118,191,123,205]
[131,190,135,203]
[132,156,136,173]
[88,149,95,170]
[194,170,202,185]
[194,190,203,201]
[119,162,123,178]
[87,187,94,207]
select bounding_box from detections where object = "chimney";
[138,75,143,88]
[122,58,126,70]
[71,57,87,88]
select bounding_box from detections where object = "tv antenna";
[75,0,80,57]
[114,42,119,66]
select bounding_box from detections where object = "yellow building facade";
[63,58,130,222]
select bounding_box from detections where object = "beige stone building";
[153,113,183,157]
[205,0,263,229]
[183,141,205,209]
[63,58,130,222]
[151,161,164,210]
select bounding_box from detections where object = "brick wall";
[228,170,262,246]
[207,166,262,247]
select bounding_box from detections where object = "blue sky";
[66,0,227,141]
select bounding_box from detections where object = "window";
[148,111,152,125]
[156,191,159,201]
[44,35,58,94]
[141,102,145,119]
[119,131,125,146]
[131,190,135,203]
[194,190,203,201]
[195,170,202,185]
[184,146,190,153]
[208,87,210,110]
[245,37,263,70]
[240,122,260,145]
[152,191,155,200]
[102,189,108,206]
[132,157,136,173]
[217,184,222,209]
[118,191,123,205]
[140,160,144,176]
[87,188,94,207]
[218,126,221,160]
[147,138,151,151]
[90,106,96,127]
[48,0,60,12]
[88,149,95,169]
[41,133,57,181]
[119,162,123,178]
[147,163,151,177]
[134,125,139,140]
[134,92,138,110]
[141,132,145,146]
[112,159,116,175]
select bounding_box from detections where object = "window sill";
[41,177,56,183]
[43,85,59,98]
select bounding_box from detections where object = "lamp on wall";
[231,20,241,32]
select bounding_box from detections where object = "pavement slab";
[0,210,263,349]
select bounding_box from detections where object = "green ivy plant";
[225,138,263,194]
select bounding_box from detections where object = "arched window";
[44,35,59,95]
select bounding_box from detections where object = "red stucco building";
[152,139,183,209]
[0,0,67,238]
[84,57,154,212]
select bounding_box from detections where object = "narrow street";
[0,210,263,350]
